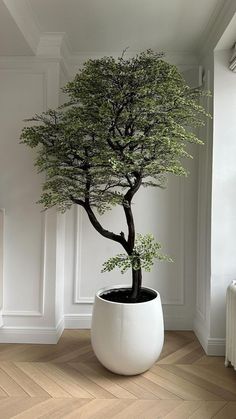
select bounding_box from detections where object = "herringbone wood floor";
[0,331,235,418]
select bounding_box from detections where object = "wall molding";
[73,207,94,305]
[64,313,193,331]
[193,314,208,354]
[64,314,92,329]
[2,212,46,318]
[164,315,192,330]
[207,338,225,356]
[0,62,60,321]
[2,0,41,54]
[0,66,49,319]
[0,317,64,344]
[0,312,226,351]
[161,177,185,306]
[193,314,225,356]
[198,0,236,56]
[195,67,212,323]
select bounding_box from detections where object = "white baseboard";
[0,317,64,344]
[63,314,193,331]
[193,315,208,354]
[164,316,193,330]
[64,314,92,329]
[207,338,225,356]
[0,313,227,355]
[193,315,226,356]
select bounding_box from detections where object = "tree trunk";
[130,267,142,301]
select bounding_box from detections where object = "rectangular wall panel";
[0,69,45,315]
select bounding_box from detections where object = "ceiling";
[0,1,33,55]
[0,0,230,56]
[28,0,223,53]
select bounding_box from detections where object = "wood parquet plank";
[0,362,51,397]
[0,330,234,418]
[111,400,182,419]
[188,401,227,418]
[144,369,223,401]
[213,402,236,419]
[164,401,202,418]
[179,364,236,395]
[0,397,50,419]
[16,363,73,398]
[54,363,116,399]
[160,364,236,401]
[70,362,137,399]
[12,398,90,419]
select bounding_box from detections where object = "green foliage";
[102,234,172,274]
[20,50,209,213]
[20,50,209,279]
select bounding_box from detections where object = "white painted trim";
[193,314,208,354]
[73,207,94,305]
[229,44,236,71]
[177,176,185,306]
[195,67,212,325]
[207,338,225,356]
[198,0,236,56]
[0,312,226,351]
[2,311,43,317]
[2,0,41,54]
[36,33,71,79]
[0,317,64,344]
[37,33,65,57]
[0,66,49,318]
[64,313,193,331]
[64,314,92,329]
[55,317,65,342]
[37,33,71,59]
[164,315,193,331]
[193,316,225,357]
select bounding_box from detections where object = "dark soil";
[99,287,157,303]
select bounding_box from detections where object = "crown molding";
[37,33,71,59]
[2,0,41,54]
[36,32,71,78]
[197,0,236,57]
[229,44,236,71]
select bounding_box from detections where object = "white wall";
[0,53,205,342]
[211,49,236,346]
[193,52,214,353]
[0,59,64,342]
[194,49,236,356]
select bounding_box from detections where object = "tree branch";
[122,174,142,250]
[84,203,130,253]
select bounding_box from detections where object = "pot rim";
[95,284,159,306]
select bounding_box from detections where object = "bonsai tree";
[21,50,208,302]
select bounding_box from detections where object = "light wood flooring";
[0,330,235,418]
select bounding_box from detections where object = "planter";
[91,285,164,375]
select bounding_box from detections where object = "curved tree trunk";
[130,267,142,301]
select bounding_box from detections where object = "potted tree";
[21,50,208,375]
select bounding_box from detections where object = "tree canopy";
[21,50,209,298]
[21,50,208,214]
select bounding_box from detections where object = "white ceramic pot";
[91,285,164,375]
